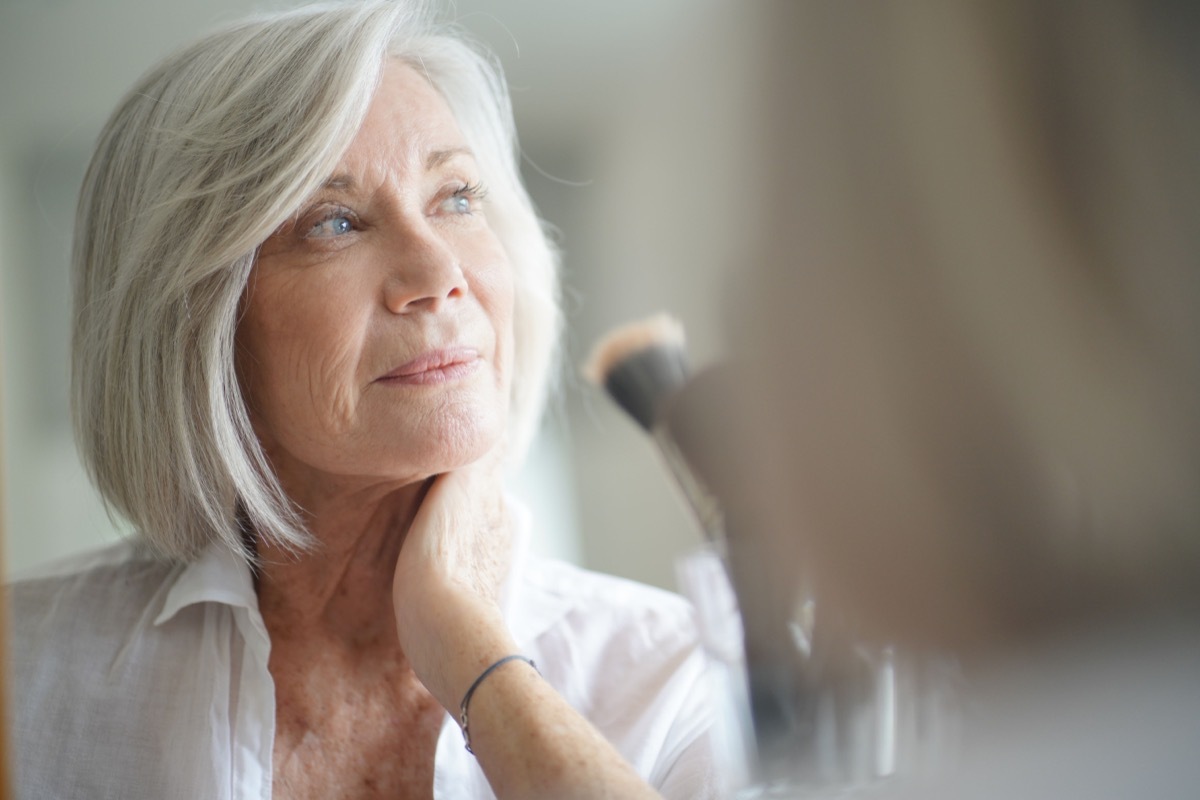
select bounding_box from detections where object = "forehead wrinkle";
[306,67,479,210]
[311,145,477,216]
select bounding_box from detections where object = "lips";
[377,347,482,385]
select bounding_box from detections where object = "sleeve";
[649,650,726,799]
[657,731,724,800]
[517,559,735,797]
[633,607,730,799]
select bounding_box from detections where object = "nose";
[381,224,468,314]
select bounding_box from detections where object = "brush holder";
[676,545,961,798]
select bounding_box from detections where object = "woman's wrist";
[459,655,540,752]
[395,586,519,712]
[459,660,663,799]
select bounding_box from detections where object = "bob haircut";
[71,0,561,563]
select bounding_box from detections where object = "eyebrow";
[321,174,357,192]
[316,147,475,195]
[426,146,474,169]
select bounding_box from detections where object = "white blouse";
[8,509,719,799]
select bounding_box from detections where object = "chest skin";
[268,635,447,800]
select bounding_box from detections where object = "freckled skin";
[238,60,661,800]
[237,64,515,496]
[236,62,516,799]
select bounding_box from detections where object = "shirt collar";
[154,540,259,626]
[151,495,572,644]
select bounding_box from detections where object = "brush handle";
[651,426,727,551]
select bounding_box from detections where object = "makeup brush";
[587,319,817,779]
[583,314,725,548]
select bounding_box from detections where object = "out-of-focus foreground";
[710,1,1200,796]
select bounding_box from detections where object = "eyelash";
[449,181,488,212]
[304,206,358,240]
[300,181,489,240]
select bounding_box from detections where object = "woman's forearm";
[398,590,662,799]
[393,467,664,798]
[462,658,663,800]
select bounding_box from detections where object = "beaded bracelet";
[458,654,539,753]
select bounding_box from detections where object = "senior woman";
[8,3,717,798]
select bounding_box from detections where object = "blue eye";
[440,182,487,216]
[308,214,354,238]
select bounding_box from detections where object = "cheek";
[469,246,516,373]
[295,343,360,431]
[494,274,516,369]
[238,273,367,436]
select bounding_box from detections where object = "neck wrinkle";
[254,478,430,647]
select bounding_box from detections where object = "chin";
[401,400,506,472]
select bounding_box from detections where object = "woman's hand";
[394,445,512,605]
[391,451,664,800]
[391,445,520,712]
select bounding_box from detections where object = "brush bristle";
[582,314,686,386]
[583,314,689,431]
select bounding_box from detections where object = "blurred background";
[6,2,1200,795]
[0,0,758,588]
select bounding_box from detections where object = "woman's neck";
[254,477,431,648]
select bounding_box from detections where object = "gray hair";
[72,1,561,563]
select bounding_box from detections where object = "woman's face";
[237,61,514,494]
